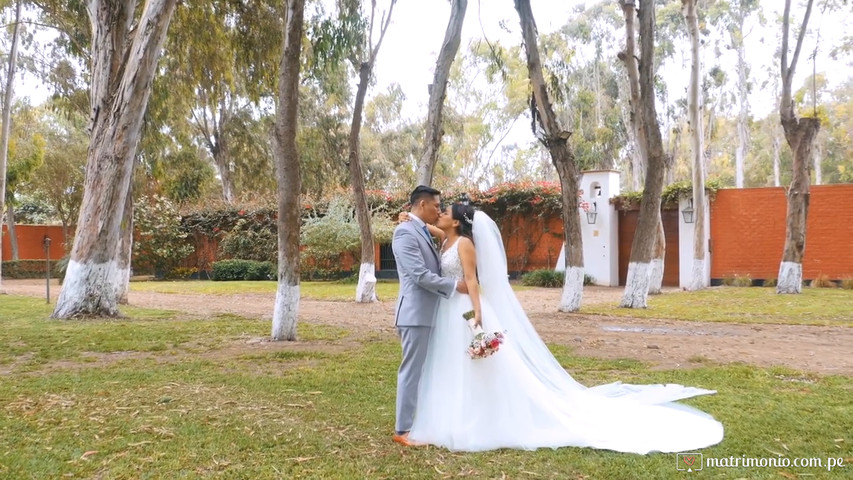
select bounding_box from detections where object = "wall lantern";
[586,202,598,224]
[682,198,695,224]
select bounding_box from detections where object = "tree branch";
[369,0,396,66]
[787,0,816,87]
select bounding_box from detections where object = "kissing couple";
[391,185,724,453]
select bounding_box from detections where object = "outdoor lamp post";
[682,198,695,224]
[586,202,598,224]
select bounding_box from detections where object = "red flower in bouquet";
[462,310,505,359]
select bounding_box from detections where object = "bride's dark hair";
[451,203,476,243]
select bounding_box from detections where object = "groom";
[392,185,467,447]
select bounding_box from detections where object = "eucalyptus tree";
[708,0,761,188]
[416,0,467,186]
[158,0,282,204]
[361,84,422,191]
[618,0,668,308]
[52,0,178,318]
[820,79,853,183]
[794,73,830,184]
[431,38,535,187]
[331,0,397,303]
[617,1,649,193]
[0,0,22,289]
[681,0,709,291]
[617,0,667,296]
[558,1,627,172]
[437,41,528,188]
[514,0,586,312]
[776,0,820,294]
[271,0,305,341]
[4,104,46,260]
[297,81,351,198]
[27,106,87,245]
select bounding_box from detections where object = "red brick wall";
[500,213,564,273]
[710,184,853,280]
[182,232,362,274]
[1,225,67,260]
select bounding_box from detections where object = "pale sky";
[373,0,850,122]
[13,1,851,126]
[375,0,579,120]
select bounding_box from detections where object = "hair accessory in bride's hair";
[462,211,474,225]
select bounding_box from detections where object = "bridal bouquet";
[463,310,504,359]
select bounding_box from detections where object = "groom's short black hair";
[410,185,441,207]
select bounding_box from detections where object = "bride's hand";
[398,211,410,223]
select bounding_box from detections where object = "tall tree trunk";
[213,141,235,204]
[350,62,378,303]
[416,0,466,186]
[618,1,647,192]
[0,0,22,290]
[777,0,819,294]
[350,0,396,303]
[52,0,178,318]
[6,205,18,260]
[648,214,665,294]
[271,0,304,341]
[214,99,236,204]
[515,0,584,312]
[195,97,235,204]
[116,184,133,304]
[813,142,822,185]
[734,5,749,189]
[772,128,781,187]
[620,0,667,308]
[666,126,681,186]
[683,0,707,291]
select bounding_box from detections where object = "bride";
[404,203,724,453]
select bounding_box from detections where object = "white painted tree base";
[271,282,300,340]
[776,261,802,294]
[52,259,123,318]
[559,266,584,312]
[648,258,663,295]
[355,262,377,303]
[689,258,708,291]
[620,262,650,308]
[116,265,131,305]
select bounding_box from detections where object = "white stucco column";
[678,195,712,289]
[555,170,620,286]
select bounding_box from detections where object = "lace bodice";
[440,238,464,280]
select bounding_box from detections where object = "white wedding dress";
[408,211,724,453]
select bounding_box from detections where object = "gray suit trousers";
[395,325,432,434]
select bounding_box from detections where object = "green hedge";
[520,269,596,288]
[1,260,57,279]
[211,259,276,281]
[520,269,564,288]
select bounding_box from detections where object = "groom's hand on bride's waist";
[456,281,469,294]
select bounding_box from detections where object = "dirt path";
[3,280,851,375]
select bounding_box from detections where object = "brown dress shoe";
[392,432,426,447]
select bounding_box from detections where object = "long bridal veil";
[472,211,720,405]
[409,211,723,453]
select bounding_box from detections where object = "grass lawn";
[129,280,403,301]
[582,287,853,326]
[128,279,532,301]
[1,295,850,479]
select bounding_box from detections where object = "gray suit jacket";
[392,220,456,327]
